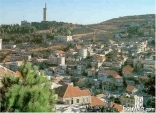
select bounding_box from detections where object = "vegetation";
[0,22,71,44]
[86,105,118,112]
[127,26,139,34]
[62,43,72,51]
[95,89,103,95]
[147,98,155,108]
[143,75,155,96]
[0,24,36,34]
[0,62,56,112]
[82,72,87,76]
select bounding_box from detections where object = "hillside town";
[0,18,155,112]
[0,0,155,112]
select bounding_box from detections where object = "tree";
[0,62,56,112]
[143,75,155,96]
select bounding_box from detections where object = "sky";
[0,0,155,25]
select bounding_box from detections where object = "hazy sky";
[0,0,155,25]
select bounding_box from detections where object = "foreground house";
[55,84,107,107]
[0,65,22,87]
[110,102,123,113]
[55,85,91,105]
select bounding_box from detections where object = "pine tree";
[0,62,56,112]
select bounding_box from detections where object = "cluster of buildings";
[0,22,155,112]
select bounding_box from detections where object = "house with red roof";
[122,65,134,78]
[126,85,138,94]
[110,102,123,113]
[90,96,106,107]
[55,84,107,107]
[0,65,23,87]
[55,85,91,105]
[98,70,123,91]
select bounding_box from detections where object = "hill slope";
[87,14,155,31]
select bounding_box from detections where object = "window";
[77,99,79,103]
[83,98,85,102]
[86,98,89,102]
[71,99,73,104]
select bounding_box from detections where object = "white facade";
[0,39,2,50]
[137,41,147,53]
[79,48,87,59]
[57,56,65,65]
[54,36,73,42]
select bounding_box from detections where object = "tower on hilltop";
[43,3,47,21]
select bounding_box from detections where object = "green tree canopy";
[0,62,56,112]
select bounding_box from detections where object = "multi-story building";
[54,36,73,42]
[137,41,147,53]
[79,48,88,59]
[48,55,65,66]
[142,55,155,72]
[98,70,123,91]
[120,93,143,108]
[77,64,84,75]
[57,56,65,65]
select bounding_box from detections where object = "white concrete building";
[48,55,65,66]
[79,48,87,59]
[57,56,65,66]
[0,39,2,50]
[54,36,73,42]
[137,41,147,53]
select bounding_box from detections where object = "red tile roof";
[90,96,106,106]
[99,70,118,76]
[113,74,122,79]
[56,50,65,54]
[97,56,105,61]
[140,75,149,80]
[0,65,16,77]
[76,45,82,50]
[55,85,90,98]
[126,85,136,92]
[122,65,134,74]
[111,102,123,112]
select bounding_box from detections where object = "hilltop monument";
[43,3,47,21]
